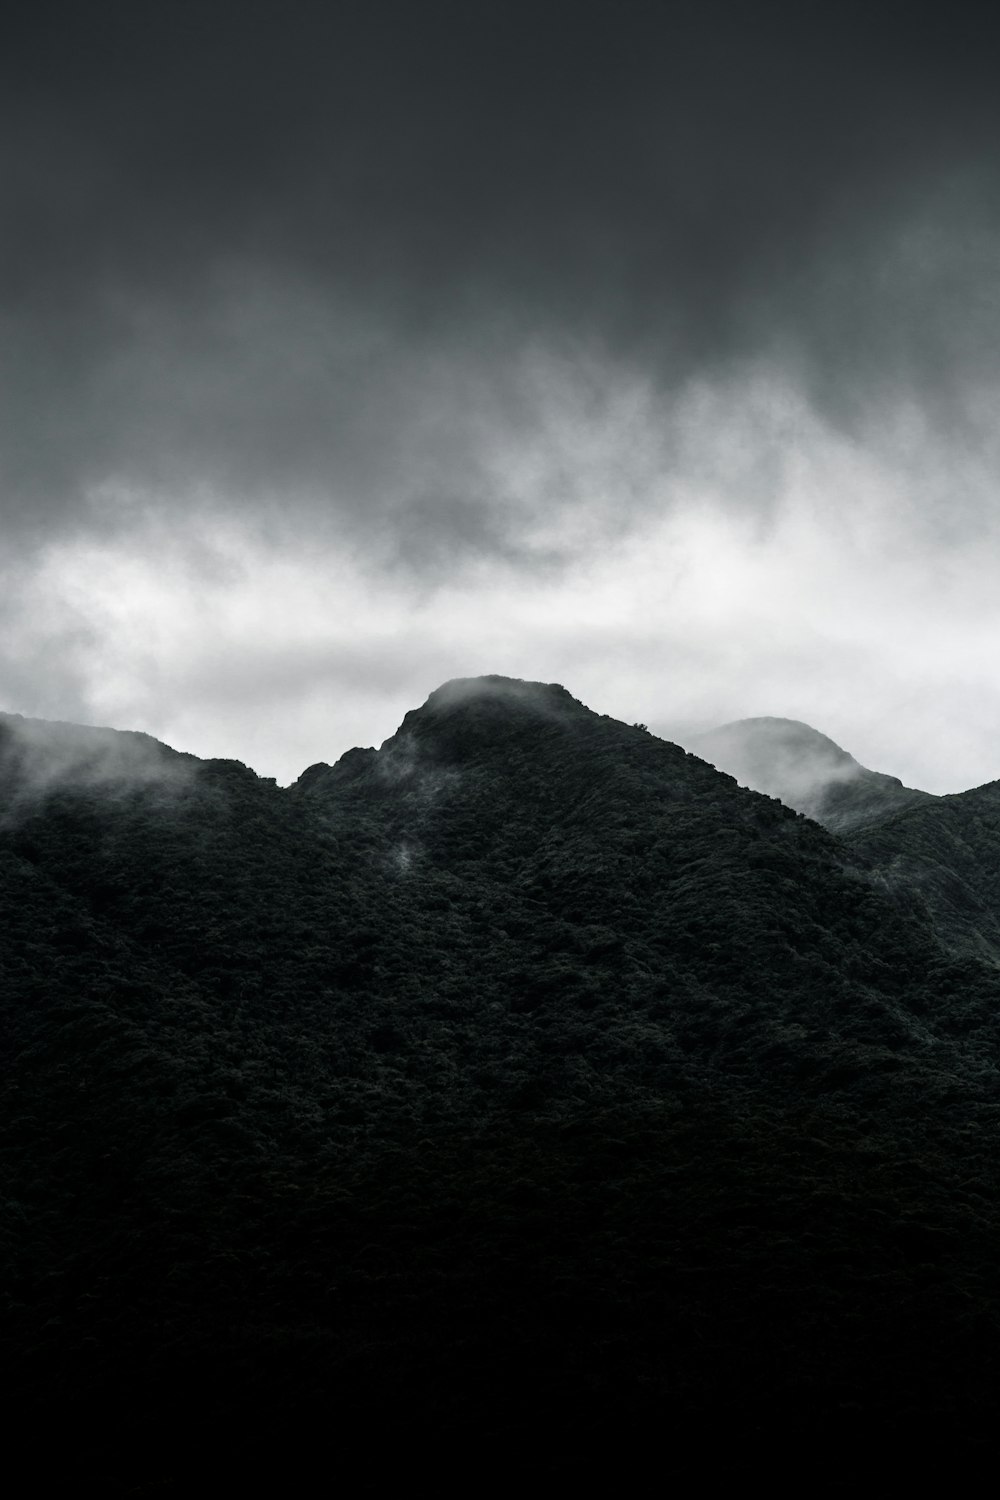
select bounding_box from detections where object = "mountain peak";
[421,675,586,716]
[386,675,593,753]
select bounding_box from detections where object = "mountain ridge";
[0,689,970,814]
[7,682,1000,976]
[6,675,1000,1483]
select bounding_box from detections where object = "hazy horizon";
[5,2,999,795]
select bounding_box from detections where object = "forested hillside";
[845,780,1000,966]
[3,679,1000,1490]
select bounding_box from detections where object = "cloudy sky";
[4,0,1000,790]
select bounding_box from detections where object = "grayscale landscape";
[5,3,1000,1490]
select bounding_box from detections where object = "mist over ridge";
[0,708,196,806]
[685,714,937,833]
[1,674,990,812]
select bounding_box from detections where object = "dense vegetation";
[4,679,1000,1490]
[845,781,1000,966]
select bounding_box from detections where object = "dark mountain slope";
[683,712,1000,969]
[845,779,1000,966]
[4,677,1000,1488]
[688,715,935,833]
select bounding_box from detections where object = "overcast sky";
[4,1,1000,791]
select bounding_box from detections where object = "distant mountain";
[4,677,1000,1487]
[686,715,935,833]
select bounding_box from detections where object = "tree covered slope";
[844,779,1000,966]
[3,678,1000,1489]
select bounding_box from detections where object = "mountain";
[4,676,1000,1488]
[845,779,1000,966]
[686,715,935,833]
[683,714,1000,968]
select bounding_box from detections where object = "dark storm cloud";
[4,0,1000,556]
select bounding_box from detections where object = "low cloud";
[0,709,195,816]
[1,357,998,796]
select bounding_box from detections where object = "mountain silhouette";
[3,677,1000,1488]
